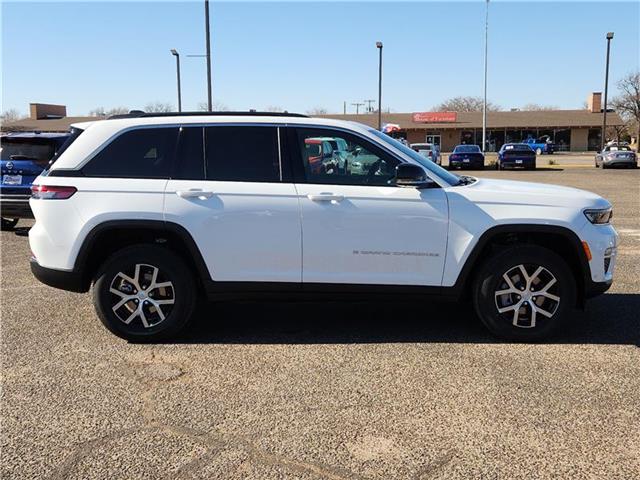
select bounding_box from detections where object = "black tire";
[93,245,197,342]
[535,148,543,155]
[602,163,607,170]
[1,218,19,231]
[472,245,576,341]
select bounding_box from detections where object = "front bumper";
[30,258,88,293]
[0,194,33,218]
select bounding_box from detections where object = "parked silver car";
[595,144,637,169]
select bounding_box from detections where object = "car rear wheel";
[472,245,576,341]
[93,245,197,342]
[1,218,19,231]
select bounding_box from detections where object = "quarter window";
[204,126,280,182]
[83,127,178,178]
[295,129,399,186]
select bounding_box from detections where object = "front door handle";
[176,189,214,199]
[307,193,344,202]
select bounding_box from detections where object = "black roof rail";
[108,110,309,120]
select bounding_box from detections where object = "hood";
[451,177,610,210]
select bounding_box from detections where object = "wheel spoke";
[538,291,560,302]
[518,264,530,284]
[154,298,175,305]
[529,266,544,287]
[149,266,159,289]
[112,296,134,312]
[123,309,139,325]
[529,305,538,328]
[495,288,516,297]
[152,281,173,290]
[502,273,518,291]
[539,277,557,293]
[109,287,129,298]
[139,308,150,328]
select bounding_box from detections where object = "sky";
[2,1,639,116]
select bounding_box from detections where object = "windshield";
[368,129,461,186]
[454,145,480,153]
[0,138,56,165]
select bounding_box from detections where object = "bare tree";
[610,71,640,148]
[0,109,25,124]
[264,105,284,112]
[521,103,559,111]
[144,102,174,113]
[197,101,229,112]
[306,107,328,115]
[88,106,129,117]
[433,96,501,112]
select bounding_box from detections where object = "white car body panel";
[295,183,448,285]
[164,180,301,283]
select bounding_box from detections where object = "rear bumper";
[500,161,536,168]
[603,159,637,167]
[30,258,88,293]
[0,194,33,218]
[450,160,484,169]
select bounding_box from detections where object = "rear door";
[164,125,301,283]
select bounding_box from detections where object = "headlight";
[584,207,613,224]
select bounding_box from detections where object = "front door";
[164,125,301,283]
[426,134,441,148]
[290,127,449,286]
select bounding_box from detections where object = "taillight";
[428,151,433,157]
[31,185,77,200]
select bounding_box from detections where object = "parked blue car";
[448,144,485,170]
[523,136,554,155]
[497,143,537,170]
[1,131,70,230]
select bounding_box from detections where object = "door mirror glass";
[395,164,434,188]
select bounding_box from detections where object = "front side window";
[204,126,280,182]
[296,128,399,186]
[83,127,178,178]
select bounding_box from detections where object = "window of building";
[204,126,280,182]
[554,129,571,151]
[83,127,178,178]
[588,128,602,151]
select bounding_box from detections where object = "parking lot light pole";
[602,32,614,150]
[205,0,213,111]
[376,41,383,130]
[482,0,489,153]
[170,49,182,112]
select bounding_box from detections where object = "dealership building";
[322,93,625,152]
[3,94,626,153]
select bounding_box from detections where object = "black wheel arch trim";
[71,219,211,292]
[451,223,593,301]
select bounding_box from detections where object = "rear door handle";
[176,189,214,199]
[307,193,344,202]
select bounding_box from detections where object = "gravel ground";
[1,167,639,479]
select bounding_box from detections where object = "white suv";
[29,112,618,342]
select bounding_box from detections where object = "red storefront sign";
[412,111,457,123]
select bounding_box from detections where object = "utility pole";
[343,101,346,114]
[482,0,489,152]
[204,0,213,111]
[351,102,365,114]
[602,32,614,150]
[364,99,376,113]
[170,49,182,112]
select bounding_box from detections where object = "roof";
[318,109,625,130]
[1,116,98,133]
[1,131,70,139]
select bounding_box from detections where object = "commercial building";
[321,93,625,152]
[1,103,95,133]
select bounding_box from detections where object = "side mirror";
[395,164,435,188]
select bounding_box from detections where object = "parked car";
[1,131,70,230]
[594,143,637,169]
[410,143,441,165]
[523,136,554,155]
[497,143,537,170]
[29,111,617,342]
[448,144,485,170]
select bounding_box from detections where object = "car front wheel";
[93,245,197,342]
[472,245,576,341]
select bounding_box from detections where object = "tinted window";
[83,127,178,178]
[296,128,399,186]
[454,145,481,153]
[174,127,205,179]
[204,126,280,182]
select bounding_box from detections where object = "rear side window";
[204,126,280,182]
[83,127,178,178]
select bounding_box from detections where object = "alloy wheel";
[494,264,560,329]
[109,263,175,328]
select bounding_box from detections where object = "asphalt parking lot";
[1,167,639,479]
